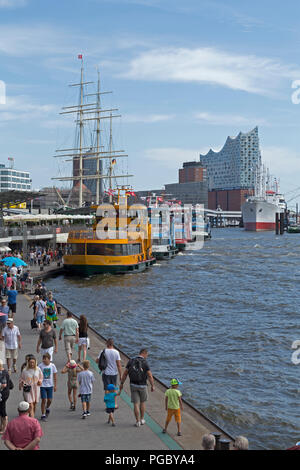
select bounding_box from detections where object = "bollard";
[219,439,230,450]
[211,432,222,450]
[275,213,279,235]
[280,212,284,235]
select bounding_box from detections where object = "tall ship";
[242,166,286,231]
[52,57,155,274]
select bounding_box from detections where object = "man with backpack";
[119,348,155,427]
[97,338,122,393]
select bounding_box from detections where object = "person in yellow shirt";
[163,378,183,436]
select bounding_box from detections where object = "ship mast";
[52,57,133,207]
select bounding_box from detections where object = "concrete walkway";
[1,269,234,450]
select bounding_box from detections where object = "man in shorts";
[59,311,79,361]
[36,320,58,361]
[119,348,155,427]
[97,338,122,393]
[0,318,21,373]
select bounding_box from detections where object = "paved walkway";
[1,272,234,450]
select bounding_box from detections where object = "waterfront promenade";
[1,266,235,450]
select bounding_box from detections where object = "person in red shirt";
[2,401,43,450]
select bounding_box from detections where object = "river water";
[45,228,300,450]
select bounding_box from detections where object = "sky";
[1,0,300,206]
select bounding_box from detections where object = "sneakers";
[140,419,146,425]
[86,411,90,416]
[177,432,182,436]
[45,409,50,416]
[112,423,116,427]
[135,421,141,427]
[40,415,47,422]
[162,429,166,434]
[81,412,87,419]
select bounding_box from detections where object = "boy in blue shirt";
[104,384,119,426]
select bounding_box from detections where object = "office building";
[0,162,31,192]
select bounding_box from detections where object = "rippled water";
[45,228,300,450]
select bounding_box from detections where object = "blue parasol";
[1,256,27,267]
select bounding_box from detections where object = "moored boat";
[63,190,156,275]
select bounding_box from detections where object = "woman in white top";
[19,356,43,418]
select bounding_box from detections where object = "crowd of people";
[0,268,255,451]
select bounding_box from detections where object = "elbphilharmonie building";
[200,126,261,191]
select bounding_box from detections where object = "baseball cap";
[107,384,117,391]
[170,378,182,386]
[7,318,13,323]
[18,401,30,412]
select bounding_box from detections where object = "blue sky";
[1,0,300,205]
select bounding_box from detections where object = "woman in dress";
[46,292,58,328]
[19,356,43,418]
[77,315,89,363]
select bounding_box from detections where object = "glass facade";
[200,127,261,191]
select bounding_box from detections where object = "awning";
[0,246,11,252]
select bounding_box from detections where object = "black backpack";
[128,357,146,384]
[98,349,107,372]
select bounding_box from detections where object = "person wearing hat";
[1,401,43,450]
[104,383,120,427]
[61,360,83,411]
[0,318,21,374]
[162,379,183,437]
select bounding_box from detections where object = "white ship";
[242,166,286,231]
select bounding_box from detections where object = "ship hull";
[63,258,156,276]
[242,200,278,232]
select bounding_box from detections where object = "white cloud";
[120,47,300,96]
[261,145,300,196]
[0,25,76,56]
[124,113,175,123]
[0,0,26,7]
[194,111,268,127]
[0,95,57,123]
[143,147,208,169]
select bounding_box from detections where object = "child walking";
[104,384,119,426]
[77,360,95,419]
[163,379,183,436]
[61,360,83,411]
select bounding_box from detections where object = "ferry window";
[86,243,140,256]
[70,243,85,255]
[128,244,141,255]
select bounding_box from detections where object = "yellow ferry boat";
[63,190,156,275]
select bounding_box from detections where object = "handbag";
[23,383,31,393]
[8,377,14,390]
